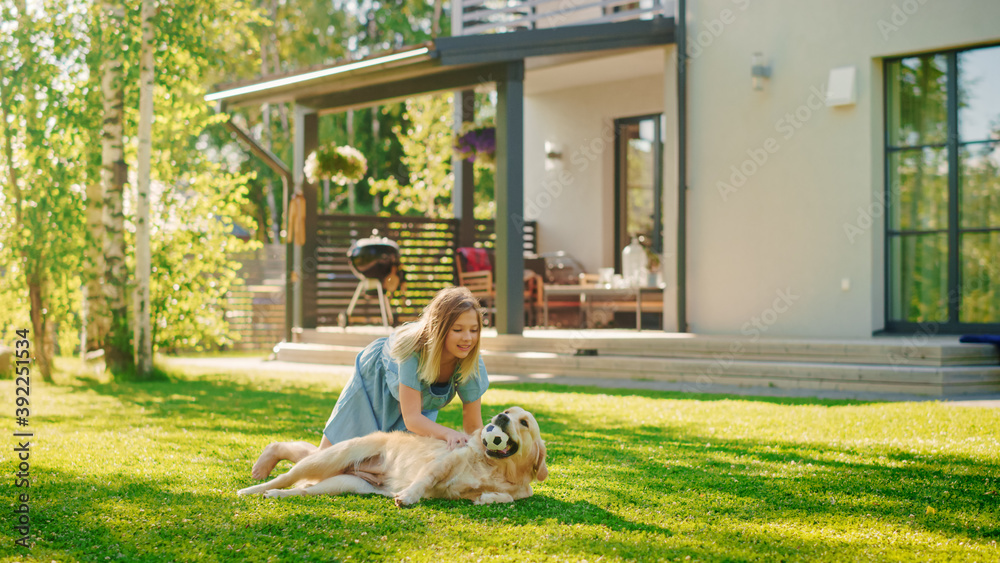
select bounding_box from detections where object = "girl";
[251,286,489,479]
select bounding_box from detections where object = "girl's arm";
[399,384,469,449]
[461,398,484,436]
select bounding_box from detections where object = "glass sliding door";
[614,114,663,273]
[885,45,1000,332]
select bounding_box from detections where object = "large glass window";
[886,45,1000,332]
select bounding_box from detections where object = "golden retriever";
[237,407,547,506]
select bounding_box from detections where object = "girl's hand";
[444,429,470,450]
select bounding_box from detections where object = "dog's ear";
[533,439,548,482]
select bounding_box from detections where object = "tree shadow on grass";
[58,372,1000,560]
[14,464,438,563]
[75,375,342,440]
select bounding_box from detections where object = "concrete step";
[295,328,998,367]
[274,341,1000,397]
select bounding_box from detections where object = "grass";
[2,358,999,562]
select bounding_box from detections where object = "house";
[518,0,1000,339]
[207,0,1000,342]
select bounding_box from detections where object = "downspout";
[224,117,295,343]
[676,0,689,332]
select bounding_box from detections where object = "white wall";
[523,49,666,275]
[684,0,1000,337]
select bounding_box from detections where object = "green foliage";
[367,94,497,220]
[369,94,456,217]
[1,0,268,362]
[4,361,999,561]
[147,168,259,354]
[0,0,90,369]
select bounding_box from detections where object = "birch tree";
[100,0,133,374]
[134,0,154,376]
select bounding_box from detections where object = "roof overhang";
[205,17,676,113]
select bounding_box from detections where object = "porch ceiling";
[205,18,675,112]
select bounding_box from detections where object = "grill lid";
[348,236,400,281]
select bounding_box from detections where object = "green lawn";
[3,358,999,562]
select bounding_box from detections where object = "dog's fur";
[237,407,547,506]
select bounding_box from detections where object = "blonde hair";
[389,286,485,386]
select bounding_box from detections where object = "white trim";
[204,48,432,102]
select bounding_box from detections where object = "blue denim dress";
[322,335,489,446]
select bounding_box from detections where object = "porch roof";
[205,17,675,112]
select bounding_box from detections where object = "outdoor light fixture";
[544,141,563,171]
[204,47,432,102]
[544,141,563,160]
[751,52,771,91]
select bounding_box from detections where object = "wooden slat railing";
[454,0,672,36]
[312,214,537,326]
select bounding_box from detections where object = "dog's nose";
[494,413,509,429]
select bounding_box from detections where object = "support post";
[453,89,476,248]
[676,0,689,332]
[293,106,319,331]
[494,62,525,335]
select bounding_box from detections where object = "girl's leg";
[250,435,333,480]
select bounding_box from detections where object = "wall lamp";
[544,141,563,171]
[544,141,563,160]
[751,52,771,90]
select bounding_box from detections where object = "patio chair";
[455,247,541,326]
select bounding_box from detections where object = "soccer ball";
[481,423,509,451]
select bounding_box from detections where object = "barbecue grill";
[341,235,401,328]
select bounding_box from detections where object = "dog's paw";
[393,491,419,507]
[237,487,257,497]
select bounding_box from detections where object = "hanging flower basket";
[453,121,496,166]
[304,143,368,185]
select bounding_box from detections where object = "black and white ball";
[481,423,509,451]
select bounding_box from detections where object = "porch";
[275,327,1000,398]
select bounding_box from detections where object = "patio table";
[542,285,663,330]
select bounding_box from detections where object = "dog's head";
[479,406,548,482]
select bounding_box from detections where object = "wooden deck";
[275,327,1000,397]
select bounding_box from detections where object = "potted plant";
[453,120,496,166]
[304,143,368,189]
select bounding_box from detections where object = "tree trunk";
[27,275,53,382]
[133,0,155,377]
[101,0,133,376]
[432,0,443,37]
[83,179,107,353]
[260,0,280,243]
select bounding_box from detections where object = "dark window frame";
[613,113,664,274]
[883,43,1000,335]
